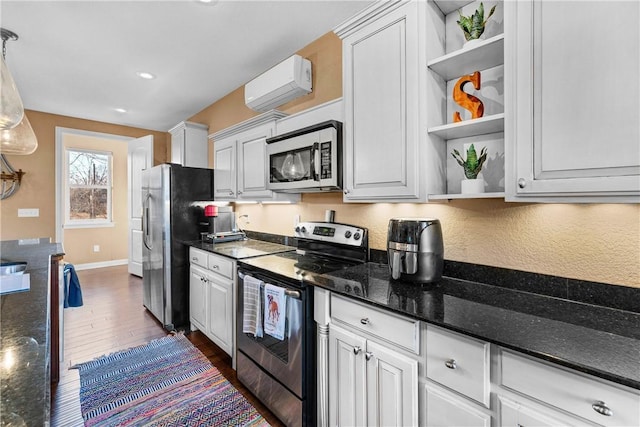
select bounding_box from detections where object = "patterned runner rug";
[74,333,270,426]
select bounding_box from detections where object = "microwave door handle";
[311,142,320,181]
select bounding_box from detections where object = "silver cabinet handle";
[365,351,373,361]
[211,265,219,270]
[517,178,526,189]
[445,359,457,370]
[592,401,613,416]
[237,190,243,195]
[353,346,361,355]
[360,317,370,325]
[229,191,234,196]
[343,189,350,195]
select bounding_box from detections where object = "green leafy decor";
[457,2,497,41]
[452,144,488,179]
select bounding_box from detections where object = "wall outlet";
[93,245,100,252]
[18,208,39,217]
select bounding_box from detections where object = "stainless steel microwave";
[266,120,342,192]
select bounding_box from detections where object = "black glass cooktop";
[238,251,364,285]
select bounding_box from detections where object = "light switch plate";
[18,208,39,217]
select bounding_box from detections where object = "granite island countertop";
[313,262,640,390]
[0,238,64,426]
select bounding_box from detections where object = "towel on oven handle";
[263,283,287,341]
[242,275,263,338]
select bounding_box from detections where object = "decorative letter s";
[453,71,484,123]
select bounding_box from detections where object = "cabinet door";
[366,340,419,427]
[329,324,367,427]
[236,124,273,199]
[207,274,233,356]
[499,397,577,427]
[189,266,207,331]
[342,1,424,201]
[213,136,237,200]
[182,124,209,168]
[170,128,185,166]
[506,0,640,202]
[425,384,490,427]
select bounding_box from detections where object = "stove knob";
[353,232,361,241]
[344,230,352,239]
[301,226,307,233]
[295,226,300,233]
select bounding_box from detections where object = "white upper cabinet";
[212,110,300,203]
[336,0,444,202]
[169,121,209,168]
[505,0,640,203]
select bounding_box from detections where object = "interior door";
[128,135,153,276]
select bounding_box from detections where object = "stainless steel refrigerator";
[141,163,214,330]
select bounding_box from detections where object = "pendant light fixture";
[0,27,37,155]
[0,28,24,130]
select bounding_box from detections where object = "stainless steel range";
[236,222,368,427]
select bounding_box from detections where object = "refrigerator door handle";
[143,193,152,250]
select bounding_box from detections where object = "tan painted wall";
[61,134,128,265]
[0,110,169,256]
[189,31,640,289]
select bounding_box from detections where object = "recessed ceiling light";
[115,108,127,113]
[136,71,156,80]
[198,0,218,4]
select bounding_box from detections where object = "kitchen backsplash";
[245,230,639,314]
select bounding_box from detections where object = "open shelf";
[428,113,504,139]
[427,33,504,80]
[429,192,505,200]
[433,0,475,15]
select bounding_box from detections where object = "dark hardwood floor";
[50,264,285,427]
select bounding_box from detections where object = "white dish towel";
[263,283,287,340]
[242,275,263,338]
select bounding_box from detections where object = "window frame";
[64,147,114,228]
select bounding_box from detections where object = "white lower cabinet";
[328,295,419,427]
[206,270,233,355]
[188,247,235,357]
[189,265,208,332]
[423,325,492,427]
[499,396,584,427]
[424,383,491,427]
[498,349,640,427]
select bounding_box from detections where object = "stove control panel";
[295,221,366,247]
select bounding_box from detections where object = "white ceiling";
[0,0,373,132]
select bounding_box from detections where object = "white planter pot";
[461,178,485,194]
[463,37,484,50]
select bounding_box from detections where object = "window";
[65,149,112,226]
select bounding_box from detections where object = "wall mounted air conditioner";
[245,54,312,112]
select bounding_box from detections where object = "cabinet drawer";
[189,247,208,269]
[426,325,490,407]
[500,349,640,427]
[425,384,491,427]
[207,254,234,280]
[330,294,419,354]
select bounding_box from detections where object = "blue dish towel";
[63,263,83,308]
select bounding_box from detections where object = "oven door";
[237,270,305,398]
[266,123,340,192]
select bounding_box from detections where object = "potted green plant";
[457,2,497,48]
[452,143,487,193]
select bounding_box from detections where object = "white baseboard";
[73,259,128,271]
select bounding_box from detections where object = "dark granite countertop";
[187,238,295,260]
[314,262,640,390]
[0,238,64,426]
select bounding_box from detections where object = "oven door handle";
[285,289,301,299]
[238,271,302,300]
